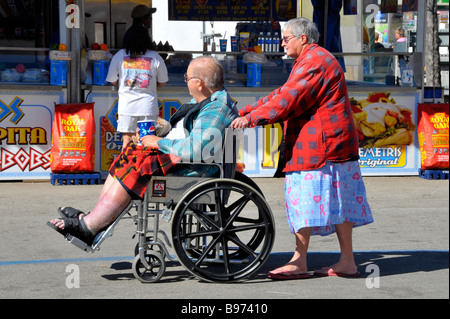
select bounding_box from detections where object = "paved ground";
[0,175,448,305]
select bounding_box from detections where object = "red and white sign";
[0,90,65,180]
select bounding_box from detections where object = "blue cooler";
[50,60,67,86]
[247,63,261,87]
[93,60,110,85]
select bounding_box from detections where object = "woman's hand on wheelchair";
[230,116,250,129]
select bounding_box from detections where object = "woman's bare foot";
[269,259,308,276]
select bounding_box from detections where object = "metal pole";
[68,0,83,103]
[416,0,426,103]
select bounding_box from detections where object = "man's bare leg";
[82,178,132,233]
[50,178,131,235]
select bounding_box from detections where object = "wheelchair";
[65,129,275,283]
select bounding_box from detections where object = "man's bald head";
[190,56,224,91]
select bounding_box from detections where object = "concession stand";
[0,0,448,181]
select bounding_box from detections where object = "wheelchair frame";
[65,129,275,283]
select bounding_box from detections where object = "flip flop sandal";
[47,215,95,246]
[267,271,313,280]
[57,207,85,219]
[313,269,361,278]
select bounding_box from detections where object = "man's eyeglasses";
[184,73,199,83]
[281,35,296,44]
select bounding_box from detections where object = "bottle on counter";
[272,32,280,53]
[258,32,265,52]
[265,32,272,53]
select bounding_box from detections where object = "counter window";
[0,1,60,84]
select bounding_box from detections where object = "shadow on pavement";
[100,250,448,283]
[258,250,449,278]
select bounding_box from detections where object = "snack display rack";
[50,172,102,186]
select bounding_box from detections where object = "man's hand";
[230,116,250,129]
[141,135,162,148]
[132,128,140,144]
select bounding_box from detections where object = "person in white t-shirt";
[106,25,169,149]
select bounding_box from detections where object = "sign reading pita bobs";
[169,0,297,21]
[0,91,65,180]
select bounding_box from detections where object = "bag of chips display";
[417,103,449,170]
[51,103,96,173]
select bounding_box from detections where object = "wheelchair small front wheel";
[132,251,165,283]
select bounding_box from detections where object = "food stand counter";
[0,48,421,181]
[0,80,420,181]
[84,78,421,179]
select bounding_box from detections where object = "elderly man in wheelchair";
[47,56,275,282]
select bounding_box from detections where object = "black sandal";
[57,207,85,219]
[47,216,95,246]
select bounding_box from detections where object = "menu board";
[169,0,297,21]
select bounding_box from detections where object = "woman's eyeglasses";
[281,35,296,44]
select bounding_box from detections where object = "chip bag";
[51,103,95,173]
[417,103,449,170]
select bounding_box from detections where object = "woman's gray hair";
[191,56,224,90]
[282,18,320,44]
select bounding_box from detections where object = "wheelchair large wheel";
[171,178,274,282]
[182,172,265,261]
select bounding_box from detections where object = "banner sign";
[87,89,420,178]
[0,88,419,180]
[350,91,420,175]
[169,0,297,21]
[0,90,65,180]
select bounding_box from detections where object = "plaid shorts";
[109,142,180,199]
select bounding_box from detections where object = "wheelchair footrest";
[65,234,96,253]
[50,172,102,186]
[65,228,112,253]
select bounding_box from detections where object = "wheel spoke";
[195,234,222,266]
[233,215,263,224]
[213,186,225,228]
[225,193,250,216]
[221,237,231,274]
[227,233,258,259]
[225,195,250,227]
[179,227,220,239]
[229,222,267,233]
[184,204,220,230]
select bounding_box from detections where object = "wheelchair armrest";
[170,128,241,179]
